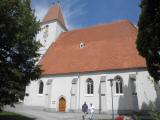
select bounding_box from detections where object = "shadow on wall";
[154,82,160,111]
[118,77,160,115]
[141,82,160,113]
[118,78,139,115]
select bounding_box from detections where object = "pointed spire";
[43,3,66,28]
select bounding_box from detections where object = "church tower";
[37,3,67,57]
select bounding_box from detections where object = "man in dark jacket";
[82,102,88,120]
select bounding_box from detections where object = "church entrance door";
[59,97,66,112]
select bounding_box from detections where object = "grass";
[0,111,35,120]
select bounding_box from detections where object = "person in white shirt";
[88,103,94,120]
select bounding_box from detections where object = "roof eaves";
[41,67,147,76]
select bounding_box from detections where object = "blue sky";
[32,0,141,30]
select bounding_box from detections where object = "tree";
[136,0,160,82]
[0,0,42,110]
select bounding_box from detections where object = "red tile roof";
[39,20,146,75]
[43,3,65,27]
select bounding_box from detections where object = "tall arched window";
[114,76,123,94]
[39,81,44,94]
[86,78,94,94]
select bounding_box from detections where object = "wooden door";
[59,97,66,112]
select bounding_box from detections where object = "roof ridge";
[57,3,60,21]
[57,19,135,40]
[68,19,132,33]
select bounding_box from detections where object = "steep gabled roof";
[39,20,146,75]
[43,3,65,27]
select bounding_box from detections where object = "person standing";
[89,103,95,120]
[82,102,88,120]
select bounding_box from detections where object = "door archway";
[59,97,66,112]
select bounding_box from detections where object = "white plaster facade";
[24,69,160,114]
[36,20,66,57]
[24,4,160,114]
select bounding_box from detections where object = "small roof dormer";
[43,3,66,29]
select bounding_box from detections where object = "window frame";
[38,80,44,94]
[114,76,123,95]
[86,78,94,95]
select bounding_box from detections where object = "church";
[24,3,160,114]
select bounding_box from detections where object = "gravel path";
[4,104,111,120]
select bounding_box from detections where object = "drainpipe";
[78,73,81,112]
[108,79,114,120]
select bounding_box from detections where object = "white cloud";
[33,1,49,21]
[32,0,86,30]
[61,0,87,29]
[34,5,48,21]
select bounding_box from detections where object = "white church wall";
[37,21,65,56]
[24,20,67,107]
[55,22,66,40]
[79,73,103,112]
[36,22,56,55]
[105,70,137,114]
[24,83,32,105]
[24,78,47,106]
[136,71,159,110]
[73,70,138,113]
[49,75,77,112]
[24,69,160,113]
[105,70,160,113]
[100,76,107,112]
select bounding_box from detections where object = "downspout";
[78,73,80,111]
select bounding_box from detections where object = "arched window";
[39,81,44,94]
[114,76,123,94]
[86,78,94,94]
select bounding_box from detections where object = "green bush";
[150,111,160,120]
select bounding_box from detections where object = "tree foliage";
[137,0,160,82]
[0,0,42,110]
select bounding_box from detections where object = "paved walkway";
[4,104,111,120]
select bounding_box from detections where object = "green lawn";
[0,111,35,120]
